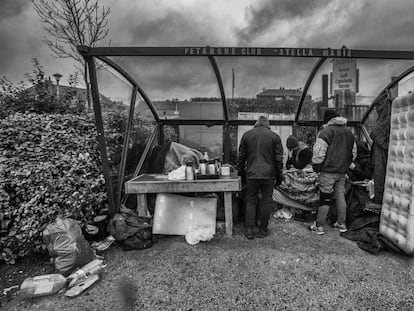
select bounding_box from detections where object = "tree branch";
[32,0,110,70]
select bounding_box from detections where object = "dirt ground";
[1,216,414,311]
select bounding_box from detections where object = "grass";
[2,217,414,311]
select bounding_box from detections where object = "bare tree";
[32,0,110,111]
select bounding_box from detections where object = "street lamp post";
[53,73,63,100]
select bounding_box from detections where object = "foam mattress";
[380,92,414,254]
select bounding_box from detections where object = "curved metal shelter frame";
[78,45,414,215]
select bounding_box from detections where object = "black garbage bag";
[345,183,370,225]
[328,181,370,226]
[108,205,153,250]
[123,230,153,251]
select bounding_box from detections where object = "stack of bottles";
[183,152,231,180]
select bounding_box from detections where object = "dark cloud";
[100,54,314,101]
[102,6,235,99]
[0,0,29,21]
[285,1,414,51]
[236,0,331,44]
[97,0,414,101]
[0,0,37,80]
[103,56,222,100]
[0,1,94,84]
[118,11,223,46]
[338,2,414,50]
[2,0,414,101]
[102,3,320,99]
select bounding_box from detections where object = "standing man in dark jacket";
[237,116,284,239]
[310,109,356,234]
[370,92,392,204]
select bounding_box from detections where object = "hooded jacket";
[286,141,313,170]
[237,120,283,181]
[312,117,356,174]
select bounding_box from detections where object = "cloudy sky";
[2,0,414,101]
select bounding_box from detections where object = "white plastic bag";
[273,206,293,220]
[167,165,186,180]
[185,226,214,245]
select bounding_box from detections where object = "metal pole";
[116,86,138,211]
[85,56,116,216]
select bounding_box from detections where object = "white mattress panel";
[380,92,414,254]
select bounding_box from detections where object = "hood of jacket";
[325,116,348,127]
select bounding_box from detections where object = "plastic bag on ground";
[108,206,152,242]
[67,258,105,288]
[65,274,100,298]
[123,234,153,251]
[273,206,293,220]
[108,214,130,241]
[91,235,116,252]
[43,218,95,276]
[185,226,215,245]
[20,274,67,299]
[108,205,153,250]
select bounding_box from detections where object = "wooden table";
[125,173,241,236]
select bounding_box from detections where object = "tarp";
[273,168,319,210]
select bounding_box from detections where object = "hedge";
[0,113,108,264]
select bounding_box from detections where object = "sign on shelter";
[332,58,357,91]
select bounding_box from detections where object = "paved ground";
[2,218,414,311]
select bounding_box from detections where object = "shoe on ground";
[333,222,348,233]
[308,221,325,235]
[245,228,255,240]
[257,228,270,238]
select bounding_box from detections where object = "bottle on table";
[215,158,222,172]
[185,161,195,180]
[199,159,207,175]
[208,160,216,175]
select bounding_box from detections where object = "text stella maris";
[183,47,352,57]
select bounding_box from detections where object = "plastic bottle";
[203,151,209,162]
[185,161,194,180]
[215,158,222,172]
[20,274,67,299]
[67,258,104,288]
[199,159,207,175]
[208,160,216,175]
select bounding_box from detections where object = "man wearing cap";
[285,135,313,170]
[309,109,357,235]
[237,115,284,239]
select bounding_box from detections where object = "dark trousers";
[372,143,387,204]
[245,179,273,230]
